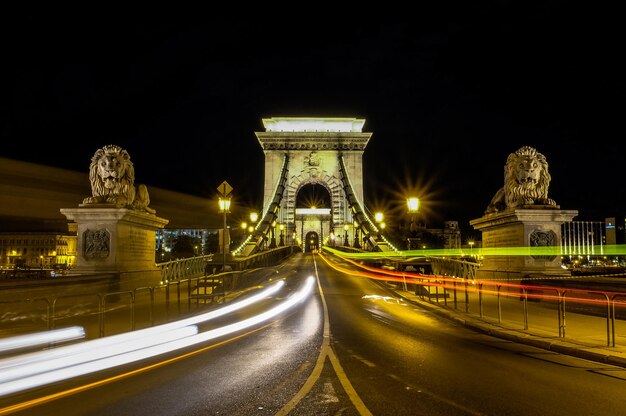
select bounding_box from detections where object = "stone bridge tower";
[255,117,372,252]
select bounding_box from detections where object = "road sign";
[217,181,233,196]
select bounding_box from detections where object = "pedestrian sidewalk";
[391,286,626,369]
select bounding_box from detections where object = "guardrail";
[1,248,298,341]
[396,274,626,348]
[157,254,214,284]
[1,270,253,340]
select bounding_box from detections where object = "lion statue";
[485,146,557,214]
[82,144,156,214]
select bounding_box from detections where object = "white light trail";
[0,326,198,384]
[0,326,85,353]
[0,277,313,397]
[0,280,284,371]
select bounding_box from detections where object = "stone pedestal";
[60,206,169,283]
[470,208,578,280]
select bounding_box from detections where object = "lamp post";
[468,240,475,258]
[218,195,231,271]
[344,224,349,246]
[279,223,285,246]
[353,220,361,249]
[374,212,384,241]
[407,197,419,250]
[269,220,277,249]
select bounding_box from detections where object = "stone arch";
[304,231,319,253]
[254,117,372,251]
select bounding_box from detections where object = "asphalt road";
[2,252,626,415]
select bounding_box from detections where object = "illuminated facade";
[560,221,605,257]
[0,231,77,269]
[605,216,626,245]
[256,117,372,251]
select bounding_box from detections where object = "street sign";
[217,180,233,196]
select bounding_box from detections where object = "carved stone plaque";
[530,229,556,261]
[84,228,110,259]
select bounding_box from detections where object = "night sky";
[2,5,625,238]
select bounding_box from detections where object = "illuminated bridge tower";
[244,117,374,254]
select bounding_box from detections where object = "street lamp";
[374,212,384,241]
[407,197,420,250]
[218,196,231,271]
[279,223,285,246]
[468,240,475,258]
[344,224,349,246]
[353,220,361,249]
[269,220,277,249]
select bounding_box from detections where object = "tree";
[171,235,197,259]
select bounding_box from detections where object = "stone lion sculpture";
[485,146,557,214]
[82,144,156,214]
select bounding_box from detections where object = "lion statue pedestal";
[470,146,578,283]
[470,208,578,281]
[60,145,169,289]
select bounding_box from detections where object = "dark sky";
[2,5,625,238]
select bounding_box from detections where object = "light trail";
[0,326,85,353]
[0,326,198,384]
[0,279,285,371]
[0,277,314,397]
[321,251,626,309]
[323,244,626,258]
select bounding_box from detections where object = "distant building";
[425,221,462,250]
[0,229,77,269]
[605,216,626,245]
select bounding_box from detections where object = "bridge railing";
[429,257,480,280]
[157,254,214,284]
[330,249,626,348]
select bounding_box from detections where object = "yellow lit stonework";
[262,117,365,133]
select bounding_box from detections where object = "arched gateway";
[234,117,395,256]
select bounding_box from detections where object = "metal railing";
[1,270,250,340]
[398,274,626,348]
[157,254,214,284]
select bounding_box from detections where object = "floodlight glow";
[296,208,331,216]
[262,117,365,132]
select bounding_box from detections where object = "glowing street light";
[217,181,233,272]
[407,197,419,232]
[407,197,420,250]
[218,196,231,269]
[353,220,361,249]
[374,212,384,241]
[269,220,277,249]
[343,224,349,246]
